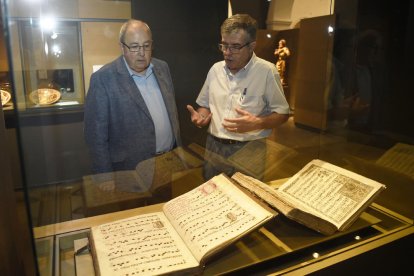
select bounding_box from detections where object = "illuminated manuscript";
[232,159,386,235]
[89,174,275,276]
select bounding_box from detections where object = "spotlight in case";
[40,16,56,32]
[328,25,334,35]
[266,33,272,39]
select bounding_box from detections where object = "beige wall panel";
[293,15,335,130]
[8,0,78,18]
[0,28,9,72]
[8,0,130,19]
[290,0,334,28]
[81,22,123,93]
[78,0,131,19]
[8,22,26,109]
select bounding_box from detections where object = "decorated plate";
[1,89,11,106]
[29,88,61,105]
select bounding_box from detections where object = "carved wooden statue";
[274,39,290,86]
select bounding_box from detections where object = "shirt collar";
[244,52,256,71]
[224,52,256,76]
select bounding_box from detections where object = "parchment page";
[162,174,274,262]
[275,159,386,229]
[90,212,199,276]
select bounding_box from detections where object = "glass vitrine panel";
[1,0,413,275]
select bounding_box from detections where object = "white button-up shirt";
[196,53,290,141]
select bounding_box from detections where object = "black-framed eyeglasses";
[218,42,251,53]
[121,41,153,52]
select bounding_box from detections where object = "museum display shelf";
[33,185,413,276]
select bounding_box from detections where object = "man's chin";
[225,60,235,69]
[132,64,149,73]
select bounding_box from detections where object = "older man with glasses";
[187,14,290,180]
[84,19,181,191]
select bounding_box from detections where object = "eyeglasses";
[121,41,152,52]
[218,42,251,53]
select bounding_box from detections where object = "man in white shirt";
[187,14,290,180]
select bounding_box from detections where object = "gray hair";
[119,19,152,43]
[221,14,258,42]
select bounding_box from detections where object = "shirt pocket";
[239,95,264,115]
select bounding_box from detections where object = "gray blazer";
[84,56,181,174]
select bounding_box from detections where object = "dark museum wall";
[230,0,270,29]
[334,0,414,138]
[132,0,228,146]
[132,0,414,143]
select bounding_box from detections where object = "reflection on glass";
[20,20,83,106]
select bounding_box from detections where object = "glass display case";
[18,20,83,107]
[34,201,412,275]
[1,0,413,275]
[4,0,128,111]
